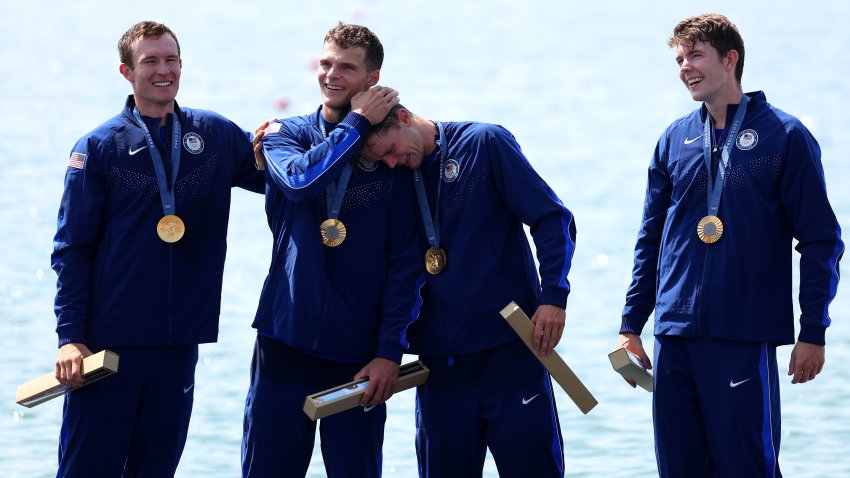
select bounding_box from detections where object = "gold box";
[608,348,653,392]
[500,302,598,414]
[302,360,429,421]
[16,350,120,408]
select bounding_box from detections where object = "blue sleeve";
[375,169,425,363]
[487,126,576,307]
[780,124,844,345]
[50,139,108,347]
[621,134,672,335]
[262,112,372,201]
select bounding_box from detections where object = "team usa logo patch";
[182,132,205,154]
[736,129,758,150]
[357,157,378,172]
[442,159,460,182]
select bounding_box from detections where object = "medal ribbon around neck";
[415,122,448,274]
[698,93,748,243]
[133,108,185,243]
[319,115,352,247]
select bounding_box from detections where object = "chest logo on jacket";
[442,159,460,182]
[736,129,758,151]
[182,132,205,154]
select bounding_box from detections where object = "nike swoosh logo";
[683,135,703,144]
[729,379,750,388]
[183,383,195,394]
[521,393,540,405]
[129,145,148,156]
[363,404,377,413]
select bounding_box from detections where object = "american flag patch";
[68,152,86,169]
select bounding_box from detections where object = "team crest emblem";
[442,159,460,182]
[736,129,758,150]
[357,157,378,172]
[182,132,204,154]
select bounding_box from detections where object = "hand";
[350,86,400,125]
[615,333,652,388]
[788,341,825,384]
[253,118,276,170]
[354,357,400,406]
[531,304,565,356]
[55,343,93,388]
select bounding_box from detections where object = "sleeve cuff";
[798,324,826,346]
[341,112,372,138]
[539,286,569,309]
[375,340,405,364]
[57,326,86,348]
[619,315,648,336]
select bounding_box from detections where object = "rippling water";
[2,1,848,476]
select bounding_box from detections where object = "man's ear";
[119,63,134,82]
[725,50,739,72]
[397,108,412,126]
[366,69,380,88]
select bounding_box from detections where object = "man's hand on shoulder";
[252,118,277,170]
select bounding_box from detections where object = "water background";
[1,1,848,476]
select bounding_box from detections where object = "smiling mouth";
[687,76,703,86]
[153,81,173,87]
[325,84,344,91]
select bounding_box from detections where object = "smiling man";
[615,13,843,477]
[360,104,576,478]
[51,21,264,477]
[242,23,421,478]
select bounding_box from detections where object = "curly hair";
[324,22,384,72]
[668,13,744,83]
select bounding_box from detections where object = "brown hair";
[668,13,745,83]
[118,21,181,67]
[324,22,384,72]
[370,104,406,137]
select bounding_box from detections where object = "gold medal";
[697,215,724,244]
[425,246,447,275]
[157,215,185,243]
[320,218,347,247]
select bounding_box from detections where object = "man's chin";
[323,99,353,115]
[323,93,352,106]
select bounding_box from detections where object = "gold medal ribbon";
[132,108,185,242]
[699,94,748,244]
[415,122,449,273]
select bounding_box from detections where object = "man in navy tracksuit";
[360,105,576,477]
[242,24,421,478]
[52,21,264,477]
[616,14,844,477]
